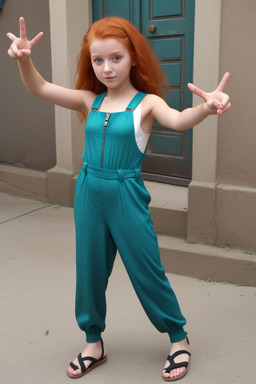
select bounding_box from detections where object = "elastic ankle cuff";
[86,333,102,343]
[168,329,187,343]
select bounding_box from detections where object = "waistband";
[82,162,141,182]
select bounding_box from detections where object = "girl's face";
[90,38,135,90]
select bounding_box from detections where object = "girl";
[7,16,230,382]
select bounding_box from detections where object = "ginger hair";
[76,17,169,120]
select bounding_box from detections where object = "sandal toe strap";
[69,362,79,371]
[164,350,191,374]
[78,354,97,373]
[69,340,105,374]
[164,360,189,374]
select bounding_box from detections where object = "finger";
[187,83,206,99]
[19,16,27,40]
[20,49,31,56]
[8,46,22,59]
[9,42,22,58]
[30,32,44,47]
[219,93,230,109]
[218,102,231,114]
[8,47,17,59]
[20,49,31,61]
[213,94,230,114]
[216,72,230,92]
[6,32,18,42]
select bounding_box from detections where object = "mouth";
[104,77,116,80]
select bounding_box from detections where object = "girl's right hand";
[7,17,43,61]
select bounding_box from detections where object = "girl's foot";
[67,340,107,378]
[162,337,191,381]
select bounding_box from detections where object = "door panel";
[152,0,182,17]
[93,0,140,29]
[92,0,195,185]
[141,0,195,184]
[151,38,182,60]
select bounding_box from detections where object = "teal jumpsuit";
[74,91,187,344]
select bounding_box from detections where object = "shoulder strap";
[91,91,107,110]
[126,92,147,111]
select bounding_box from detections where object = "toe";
[67,366,72,374]
[170,367,186,379]
[163,366,186,380]
[67,365,81,376]
[162,370,169,379]
[169,368,177,379]
[73,369,82,376]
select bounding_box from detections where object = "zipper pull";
[104,112,110,127]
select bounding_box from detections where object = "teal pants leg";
[74,170,187,344]
[105,177,187,343]
[74,171,117,343]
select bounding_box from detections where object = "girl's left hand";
[187,72,231,115]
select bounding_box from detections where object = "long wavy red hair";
[76,17,168,118]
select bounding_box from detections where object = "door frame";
[192,0,222,184]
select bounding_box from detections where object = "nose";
[103,60,112,73]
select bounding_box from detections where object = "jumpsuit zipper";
[100,112,111,168]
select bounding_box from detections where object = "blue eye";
[94,58,103,64]
[113,56,121,62]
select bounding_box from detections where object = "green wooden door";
[92,0,195,186]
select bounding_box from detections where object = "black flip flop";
[163,337,191,383]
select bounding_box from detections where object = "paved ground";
[0,193,256,384]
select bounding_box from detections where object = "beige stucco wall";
[188,0,256,252]
[218,0,256,188]
[216,0,256,251]
[0,0,90,204]
[0,0,55,171]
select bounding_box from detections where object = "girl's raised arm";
[7,17,94,115]
[149,73,231,132]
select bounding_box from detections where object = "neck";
[100,83,138,112]
[106,82,137,100]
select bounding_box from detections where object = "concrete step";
[158,235,256,286]
[145,181,188,238]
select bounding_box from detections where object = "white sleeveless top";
[133,104,150,153]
